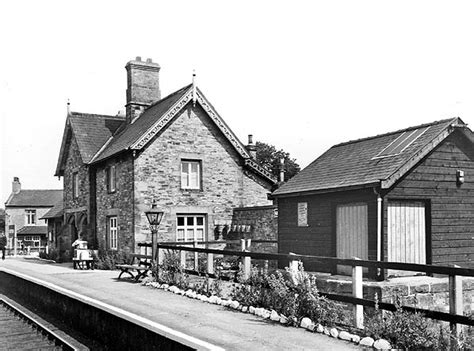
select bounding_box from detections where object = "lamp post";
[145,201,164,263]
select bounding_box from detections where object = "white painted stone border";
[143,280,392,350]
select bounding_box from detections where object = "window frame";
[176,214,206,242]
[25,210,36,226]
[108,216,118,250]
[107,165,117,193]
[72,172,79,198]
[180,160,202,190]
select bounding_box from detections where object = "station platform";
[0,257,359,350]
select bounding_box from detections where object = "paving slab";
[0,257,361,350]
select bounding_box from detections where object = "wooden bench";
[116,254,152,282]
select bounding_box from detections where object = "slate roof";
[273,118,464,196]
[41,200,64,219]
[55,113,124,176]
[5,190,63,207]
[17,226,48,235]
[54,83,276,184]
[91,84,191,163]
[69,112,125,163]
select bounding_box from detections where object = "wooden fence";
[141,240,474,334]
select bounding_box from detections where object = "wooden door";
[387,201,426,276]
[336,203,368,275]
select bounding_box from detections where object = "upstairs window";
[72,172,79,198]
[177,215,205,242]
[25,210,36,225]
[181,160,201,190]
[107,165,116,193]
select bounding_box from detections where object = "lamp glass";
[145,203,164,231]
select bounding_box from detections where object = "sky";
[2,0,474,204]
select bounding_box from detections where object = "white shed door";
[336,203,368,275]
[387,201,426,276]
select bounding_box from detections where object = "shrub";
[94,250,127,270]
[364,295,473,350]
[39,249,60,262]
[233,266,270,307]
[232,261,346,326]
[156,250,190,289]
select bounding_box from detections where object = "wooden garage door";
[336,203,368,275]
[387,201,426,276]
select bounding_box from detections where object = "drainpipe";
[377,194,383,276]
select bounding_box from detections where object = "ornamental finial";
[192,69,197,107]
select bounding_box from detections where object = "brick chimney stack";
[12,177,21,194]
[125,57,161,124]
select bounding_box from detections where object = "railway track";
[0,297,83,351]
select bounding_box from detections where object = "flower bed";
[141,253,472,350]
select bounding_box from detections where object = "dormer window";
[107,165,116,193]
[181,160,201,190]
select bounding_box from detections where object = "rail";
[151,240,473,335]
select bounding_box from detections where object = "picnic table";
[116,254,152,282]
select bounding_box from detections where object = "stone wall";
[315,274,474,316]
[133,103,272,248]
[95,153,135,252]
[64,137,90,212]
[230,205,278,253]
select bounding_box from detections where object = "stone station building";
[54,58,276,258]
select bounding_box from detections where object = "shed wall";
[278,188,377,273]
[386,132,474,268]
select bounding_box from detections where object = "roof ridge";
[145,83,193,110]
[332,118,457,148]
[70,111,124,120]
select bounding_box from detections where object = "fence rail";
[149,240,474,333]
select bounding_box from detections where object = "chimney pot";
[136,56,142,61]
[279,158,285,183]
[146,58,152,63]
[246,134,257,159]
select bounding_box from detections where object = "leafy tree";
[255,141,300,182]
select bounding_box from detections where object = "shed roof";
[273,118,469,197]
[40,200,64,219]
[17,226,48,235]
[5,190,63,207]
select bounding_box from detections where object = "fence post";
[207,252,214,293]
[180,249,186,269]
[240,239,246,251]
[449,265,463,339]
[352,257,364,329]
[243,254,251,280]
[193,240,199,271]
[156,244,161,274]
[246,239,252,250]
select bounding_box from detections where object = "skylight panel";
[374,127,430,158]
